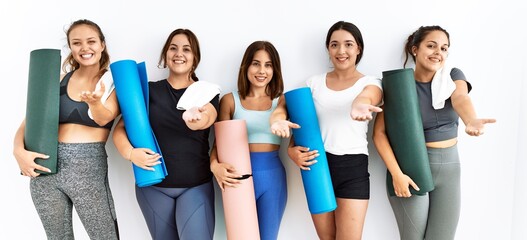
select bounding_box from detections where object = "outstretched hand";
[271,120,300,138]
[351,103,382,121]
[465,118,496,136]
[79,81,105,104]
[182,106,206,122]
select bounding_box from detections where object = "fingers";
[483,118,497,124]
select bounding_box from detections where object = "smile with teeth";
[81,54,93,59]
[255,76,266,81]
[173,60,185,64]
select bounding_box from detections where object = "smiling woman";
[13,19,120,239]
[112,28,219,240]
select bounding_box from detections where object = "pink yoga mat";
[214,119,260,240]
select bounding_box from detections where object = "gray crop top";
[416,68,471,142]
[59,71,114,129]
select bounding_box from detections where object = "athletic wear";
[135,182,215,240]
[250,151,287,240]
[149,80,219,188]
[232,91,281,145]
[59,71,114,129]
[30,142,119,240]
[307,73,382,155]
[327,153,370,199]
[141,79,218,239]
[389,145,460,240]
[416,68,471,142]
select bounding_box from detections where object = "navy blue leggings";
[251,151,288,240]
[135,181,215,240]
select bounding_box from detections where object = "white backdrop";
[1,0,525,239]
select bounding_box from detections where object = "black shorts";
[327,152,370,199]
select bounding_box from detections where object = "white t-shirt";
[306,73,382,155]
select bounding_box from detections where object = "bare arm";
[210,93,242,190]
[372,110,419,197]
[184,101,218,130]
[112,118,161,171]
[82,82,120,126]
[13,119,51,177]
[351,85,383,121]
[451,80,496,136]
[270,95,300,138]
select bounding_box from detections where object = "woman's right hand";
[13,148,51,178]
[287,145,319,170]
[392,173,420,198]
[129,148,162,171]
[210,161,242,191]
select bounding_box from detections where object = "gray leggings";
[30,142,119,240]
[135,181,215,240]
[388,144,460,240]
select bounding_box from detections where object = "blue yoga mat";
[110,60,167,187]
[285,87,337,214]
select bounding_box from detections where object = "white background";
[1,0,525,239]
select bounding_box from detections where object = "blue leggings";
[251,151,288,240]
[135,181,215,240]
[388,145,461,240]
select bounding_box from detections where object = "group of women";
[13,18,494,240]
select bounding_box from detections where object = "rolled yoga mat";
[284,87,337,214]
[382,68,434,196]
[214,119,260,240]
[110,60,167,187]
[24,49,61,174]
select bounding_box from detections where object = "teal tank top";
[232,91,281,145]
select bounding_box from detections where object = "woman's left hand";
[79,81,105,104]
[271,120,300,138]
[182,106,205,122]
[351,103,382,121]
[465,118,496,136]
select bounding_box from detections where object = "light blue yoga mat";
[110,60,167,187]
[285,87,337,214]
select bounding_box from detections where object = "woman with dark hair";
[210,40,297,240]
[288,21,383,240]
[113,28,219,239]
[373,25,495,239]
[13,19,120,239]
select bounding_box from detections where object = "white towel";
[88,70,115,119]
[177,81,221,110]
[431,62,456,110]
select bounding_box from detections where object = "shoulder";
[450,68,466,80]
[220,92,235,107]
[359,75,383,89]
[306,73,327,88]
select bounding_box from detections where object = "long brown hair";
[62,19,109,77]
[237,41,284,100]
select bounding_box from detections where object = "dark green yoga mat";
[382,68,434,196]
[24,49,61,174]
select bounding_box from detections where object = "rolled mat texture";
[284,87,337,214]
[24,49,61,174]
[382,68,434,196]
[110,60,167,187]
[214,119,260,240]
